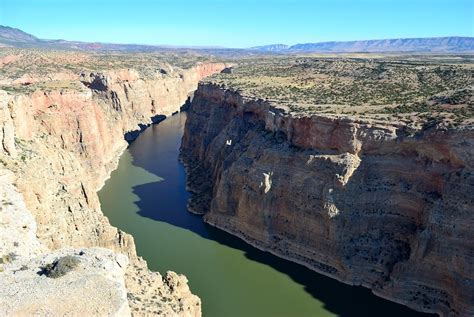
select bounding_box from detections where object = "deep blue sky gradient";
[0,0,472,47]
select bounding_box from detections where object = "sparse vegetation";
[0,252,17,264]
[205,54,473,126]
[1,48,472,127]
[0,47,219,86]
[39,255,81,278]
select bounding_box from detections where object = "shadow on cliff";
[132,182,429,316]
[126,113,432,317]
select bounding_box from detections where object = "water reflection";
[100,112,431,317]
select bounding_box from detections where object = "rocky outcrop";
[0,62,226,315]
[0,169,46,262]
[181,83,474,316]
[1,168,130,315]
[1,247,132,316]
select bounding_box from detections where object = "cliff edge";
[181,83,474,316]
[0,50,226,316]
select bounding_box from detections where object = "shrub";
[39,255,81,278]
[0,252,17,264]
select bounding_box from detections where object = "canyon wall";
[181,83,474,316]
[0,63,225,316]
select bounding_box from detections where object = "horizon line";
[1,25,473,49]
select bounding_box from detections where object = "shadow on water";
[126,113,431,317]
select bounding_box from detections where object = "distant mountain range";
[1,25,473,53]
[0,25,224,52]
[0,25,185,51]
[0,25,39,43]
[252,37,474,53]
[250,44,289,52]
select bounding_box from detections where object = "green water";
[98,113,427,317]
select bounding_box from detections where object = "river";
[98,112,427,317]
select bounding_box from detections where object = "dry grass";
[0,47,218,84]
[206,54,473,126]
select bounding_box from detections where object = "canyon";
[180,83,473,316]
[0,48,472,316]
[0,51,226,315]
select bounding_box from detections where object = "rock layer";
[0,63,226,316]
[181,83,474,316]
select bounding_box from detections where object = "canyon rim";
[0,48,227,315]
[0,3,473,315]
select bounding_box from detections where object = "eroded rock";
[0,248,131,317]
[181,83,474,316]
[0,60,226,316]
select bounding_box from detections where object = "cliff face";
[0,63,226,316]
[181,83,474,316]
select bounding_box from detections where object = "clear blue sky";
[0,0,472,47]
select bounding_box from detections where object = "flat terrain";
[207,54,474,127]
[0,48,218,93]
[1,48,473,127]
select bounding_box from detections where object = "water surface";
[99,112,427,317]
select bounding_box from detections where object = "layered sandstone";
[0,61,226,315]
[181,83,474,316]
[0,168,131,315]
